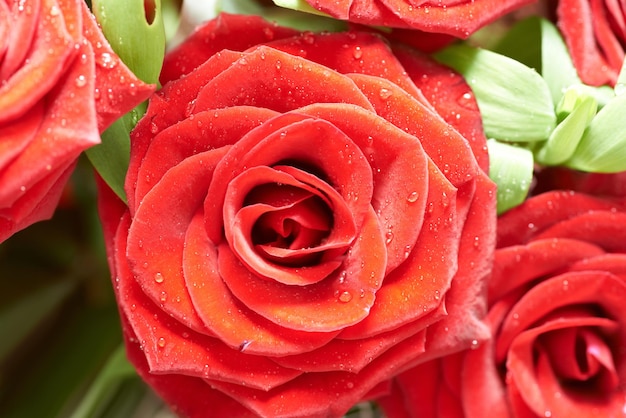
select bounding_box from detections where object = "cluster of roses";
[1,0,625,417]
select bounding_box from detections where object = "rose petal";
[117,214,303,391]
[132,106,279,210]
[0,0,40,79]
[294,103,429,275]
[0,0,75,123]
[340,160,459,339]
[496,191,620,247]
[219,206,386,332]
[192,46,375,114]
[128,151,226,334]
[160,13,299,84]
[496,271,626,362]
[225,166,356,285]
[490,238,606,302]
[533,211,626,252]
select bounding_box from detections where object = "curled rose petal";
[558,0,626,86]
[378,190,626,418]
[0,0,153,242]
[303,0,535,37]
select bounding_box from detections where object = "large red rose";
[378,190,626,417]
[557,0,625,86]
[98,13,495,417]
[301,0,535,37]
[0,0,154,242]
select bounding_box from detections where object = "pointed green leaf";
[272,0,331,17]
[92,0,165,85]
[488,139,534,214]
[68,344,137,418]
[85,114,131,204]
[436,44,556,142]
[566,93,626,173]
[536,86,597,165]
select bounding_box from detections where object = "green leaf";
[68,344,137,418]
[538,19,581,106]
[92,0,165,85]
[272,0,332,17]
[488,139,534,214]
[0,303,123,418]
[566,93,626,173]
[0,279,76,364]
[535,86,597,165]
[85,114,132,204]
[492,16,542,71]
[436,44,556,142]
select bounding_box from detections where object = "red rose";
[99,13,495,417]
[557,0,625,86]
[302,0,535,37]
[0,0,154,242]
[378,190,626,417]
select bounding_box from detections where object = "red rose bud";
[379,190,626,417]
[98,13,496,417]
[296,0,535,37]
[0,0,154,243]
[558,0,626,87]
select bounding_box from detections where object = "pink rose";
[0,0,153,242]
[98,13,495,418]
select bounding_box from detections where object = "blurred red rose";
[0,0,154,242]
[98,13,495,417]
[378,190,626,417]
[557,0,625,86]
[302,0,535,37]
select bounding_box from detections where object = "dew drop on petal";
[160,291,167,302]
[338,291,352,303]
[353,46,363,59]
[154,272,164,283]
[379,88,393,100]
[407,191,419,203]
[157,337,166,348]
[75,75,87,87]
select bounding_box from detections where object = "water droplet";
[379,88,392,100]
[97,52,117,69]
[407,191,419,203]
[238,57,248,65]
[473,236,480,248]
[338,291,352,303]
[275,60,282,70]
[150,122,159,134]
[457,91,476,110]
[160,291,167,302]
[470,339,479,349]
[353,46,363,59]
[359,289,365,298]
[346,381,354,389]
[49,5,60,16]
[385,230,394,245]
[434,290,440,301]
[154,272,164,283]
[157,337,166,348]
[75,75,87,87]
[544,411,552,418]
[562,279,569,290]
[338,271,347,284]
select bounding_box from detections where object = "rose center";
[245,183,334,267]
